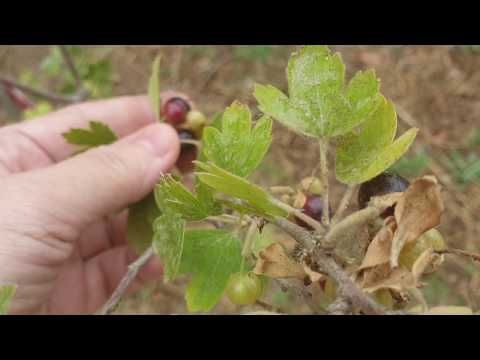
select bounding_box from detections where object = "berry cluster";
[161,97,207,173]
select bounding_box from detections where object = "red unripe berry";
[162,97,190,126]
[295,195,331,229]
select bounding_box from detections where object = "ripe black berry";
[176,129,198,173]
[162,97,191,127]
[295,195,332,229]
[357,172,410,217]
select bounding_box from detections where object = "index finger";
[7,92,193,164]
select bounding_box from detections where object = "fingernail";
[132,124,178,157]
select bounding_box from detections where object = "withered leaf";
[369,192,403,213]
[411,248,441,284]
[302,262,324,283]
[390,176,444,268]
[253,243,306,279]
[362,265,415,293]
[358,217,397,271]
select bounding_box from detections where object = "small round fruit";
[399,228,446,269]
[186,110,207,132]
[358,172,410,218]
[295,195,332,229]
[176,129,198,173]
[226,272,263,305]
[162,97,191,126]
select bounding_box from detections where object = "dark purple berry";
[162,97,190,126]
[358,172,410,218]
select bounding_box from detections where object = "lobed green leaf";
[202,101,273,177]
[255,45,382,138]
[62,121,117,152]
[179,229,243,312]
[152,212,185,283]
[126,193,161,255]
[154,175,222,221]
[336,97,418,184]
[195,161,287,217]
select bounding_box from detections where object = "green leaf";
[152,212,185,282]
[179,229,243,312]
[346,69,382,121]
[202,101,272,177]
[336,96,418,184]
[287,45,345,99]
[195,161,287,217]
[62,121,117,152]
[148,55,162,121]
[154,175,222,221]
[254,45,382,138]
[251,231,276,257]
[0,284,17,315]
[210,112,223,131]
[127,193,161,255]
[254,84,314,138]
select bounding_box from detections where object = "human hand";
[0,93,184,314]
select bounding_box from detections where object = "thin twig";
[255,299,283,313]
[0,75,83,104]
[241,219,259,257]
[59,45,83,91]
[327,296,351,315]
[325,207,380,246]
[271,216,386,315]
[98,246,155,315]
[319,139,330,226]
[331,186,357,226]
[435,248,480,263]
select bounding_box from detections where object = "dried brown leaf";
[411,248,439,283]
[253,243,306,279]
[293,191,307,209]
[390,176,444,268]
[302,262,324,283]
[368,192,403,213]
[362,265,415,293]
[358,218,397,271]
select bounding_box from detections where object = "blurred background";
[1,45,480,314]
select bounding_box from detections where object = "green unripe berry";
[399,228,446,269]
[186,110,207,131]
[226,272,263,305]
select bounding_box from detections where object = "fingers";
[0,92,191,175]
[2,122,180,235]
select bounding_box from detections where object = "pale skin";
[0,92,189,314]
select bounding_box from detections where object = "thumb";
[6,123,180,232]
